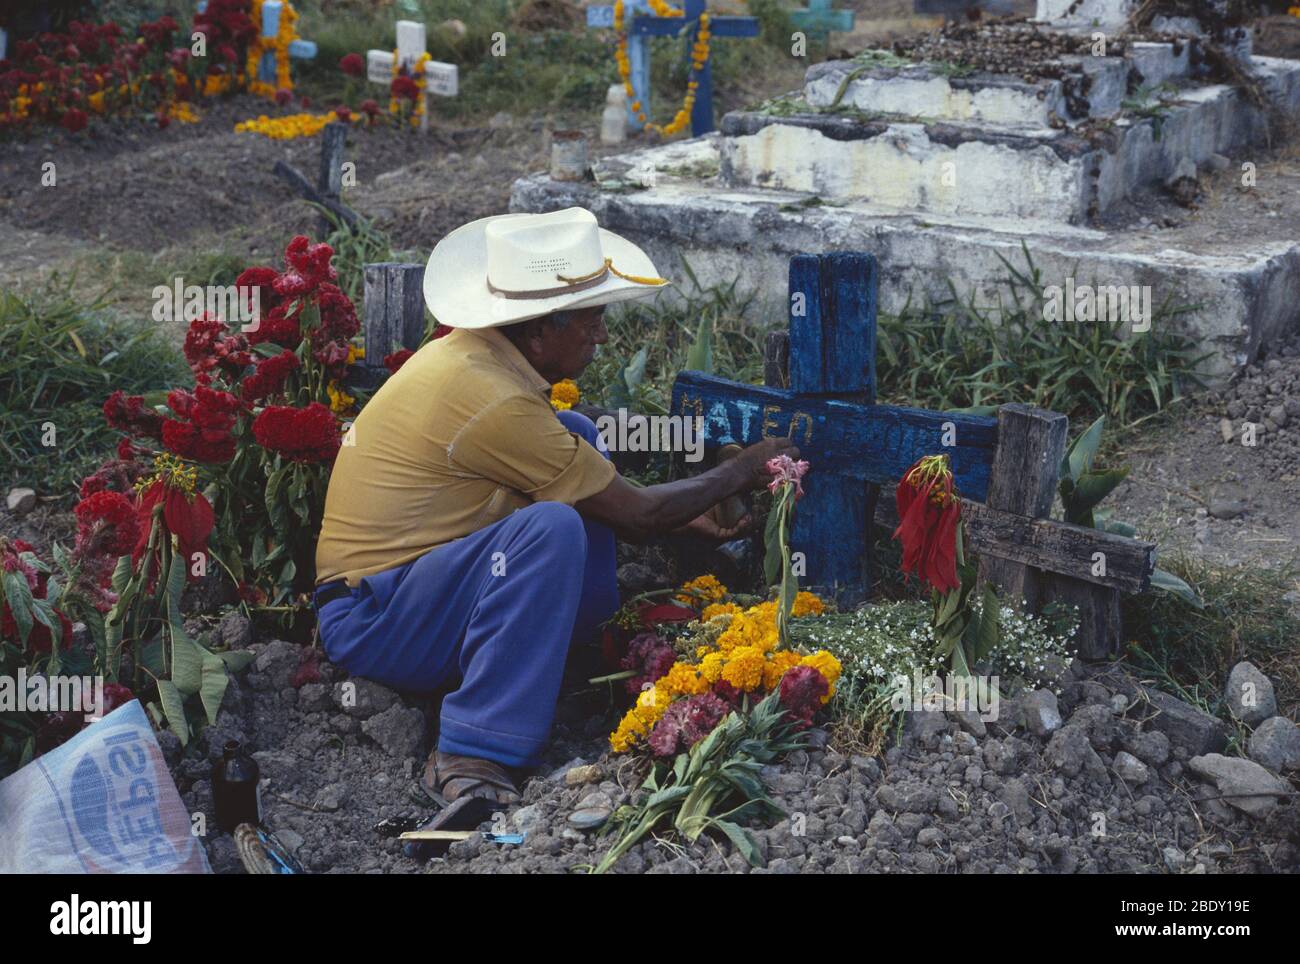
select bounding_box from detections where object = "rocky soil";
[1112,330,1300,571]
[174,613,1299,875]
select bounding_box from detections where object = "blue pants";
[315,410,619,767]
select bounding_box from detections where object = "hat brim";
[423,212,672,329]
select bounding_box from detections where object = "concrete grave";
[514,12,1300,379]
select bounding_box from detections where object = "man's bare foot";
[422,750,521,806]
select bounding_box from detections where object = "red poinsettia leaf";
[163,488,214,553]
[638,603,697,627]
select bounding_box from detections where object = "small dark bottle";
[212,740,261,833]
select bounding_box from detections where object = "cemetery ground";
[2,3,1299,876]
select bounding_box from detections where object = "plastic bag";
[0,700,210,873]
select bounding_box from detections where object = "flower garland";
[235,106,354,139]
[245,0,300,98]
[613,0,709,138]
[388,49,433,127]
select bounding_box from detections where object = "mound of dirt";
[177,619,1298,875]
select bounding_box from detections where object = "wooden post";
[317,122,347,238]
[977,403,1069,608]
[356,263,425,389]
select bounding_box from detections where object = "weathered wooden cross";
[587,0,759,136]
[669,252,1156,658]
[789,0,856,48]
[366,19,459,131]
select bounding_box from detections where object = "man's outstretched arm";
[575,437,800,543]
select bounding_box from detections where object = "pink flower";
[766,454,810,499]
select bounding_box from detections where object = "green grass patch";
[0,277,186,498]
[1121,552,1300,734]
[876,249,1212,427]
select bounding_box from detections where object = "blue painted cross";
[671,253,1000,604]
[195,0,317,84]
[254,0,317,85]
[588,0,759,136]
[789,0,856,47]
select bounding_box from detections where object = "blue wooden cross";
[195,1,317,84]
[255,0,317,85]
[789,0,855,47]
[588,0,759,136]
[671,253,1000,604]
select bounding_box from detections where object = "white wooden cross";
[366,20,458,132]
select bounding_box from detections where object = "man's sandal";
[403,753,522,859]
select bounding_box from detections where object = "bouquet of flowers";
[892,453,999,676]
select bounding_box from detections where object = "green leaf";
[763,491,786,588]
[217,650,256,672]
[1150,567,1204,609]
[3,570,35,645]
[199,649,230,725]
[155,679,189,746]
[165,554,204,695]
[264,464,289,518]
[713,818,764,867]
[623,347,647,392]
[685,316,713,374]
[973,585,1000,662]
[1063,414,1106,481]
[1070,468,1129,514]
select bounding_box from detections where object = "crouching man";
[313,208,797,826]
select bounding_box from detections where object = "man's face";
[531,306,608,382]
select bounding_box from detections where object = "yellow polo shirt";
[314,327,616,587]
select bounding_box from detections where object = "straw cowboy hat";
[423,207,672,329]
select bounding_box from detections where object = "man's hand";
[576,437,799,543]
[732,437,801,490]
[673,507,753,542]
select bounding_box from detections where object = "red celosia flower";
[103,390,164,440]
[648,692,730,757]
[74,490,140,557]
[360,99,380,123]
[161,384,241,464]
[183,314,252,381]
[339,53,364,77]
[431,324,453,340]
[391,75,419,101]
[275,235,337,298]
[274,87,292,106]
[892,454,961,593]
[384,349,414,373]
[252,402,340,462]
[620,631,676,697]
[334,105,352,122]
[778,664,830,730]
[241,349,300,403]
